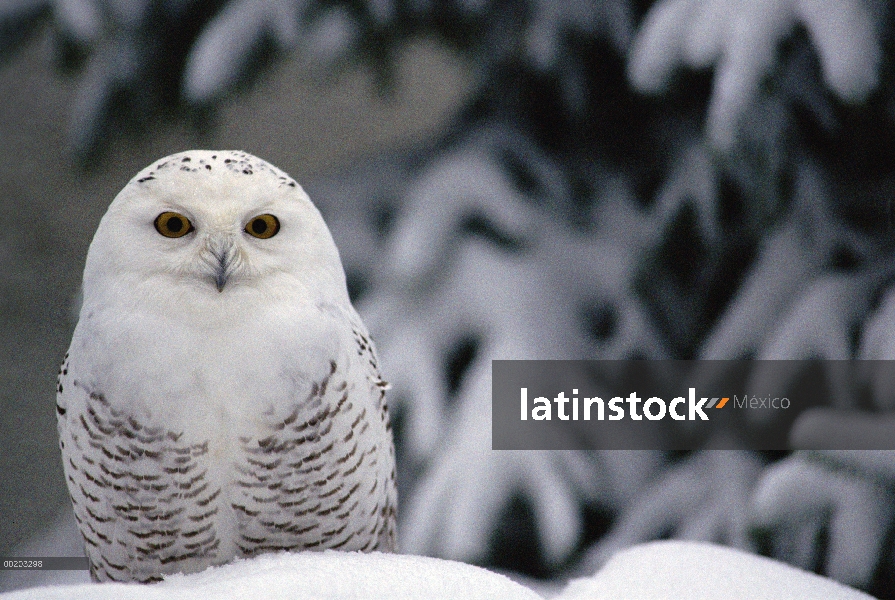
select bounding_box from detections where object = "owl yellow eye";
[245,214,280,239]
[154,212,194,238]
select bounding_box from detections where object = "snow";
[627,0,881,149]
[0,541,876,600]
[750,452,895,587]
[562,541,877,600]
[182,0,301,103]
[354,127,667,566]
[578,451,763,574]
[0,551,541,600]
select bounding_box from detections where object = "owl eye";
[154,212,194,238]
[245,214,280,239]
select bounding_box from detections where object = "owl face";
[82,151,348,314]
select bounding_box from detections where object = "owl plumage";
[56,151,396,583]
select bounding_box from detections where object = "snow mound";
[0,541,875,600]
[562,540,876,600]
[0,551,541,600]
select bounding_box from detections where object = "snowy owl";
[55,150,397,583]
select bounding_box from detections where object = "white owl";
[55,150,397,583]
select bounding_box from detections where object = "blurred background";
[2,0,895,597]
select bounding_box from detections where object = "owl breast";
[58,309,397,583]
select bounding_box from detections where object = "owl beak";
[215,264,229,292]
[208,240,236,292]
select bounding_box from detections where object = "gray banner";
[0,557,88,570]
[492,360,895,450]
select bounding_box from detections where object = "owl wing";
[56,349,223,583]
[224,305,397,555]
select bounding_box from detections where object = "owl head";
[82,150,349,315]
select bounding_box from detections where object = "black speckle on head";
[211,155,217,159]
[224,159,232,164]
[137,176,155,183]
[182,157,191,162]
[205,165,212,170]
[243,169,252,175]
[288,182,296,187]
